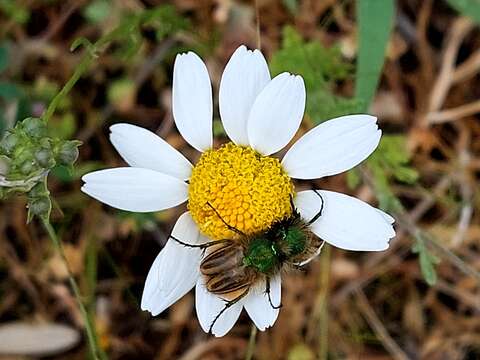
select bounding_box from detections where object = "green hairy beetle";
[170,190,325,333]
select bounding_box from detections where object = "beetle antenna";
[206,202,246,237]
[265,277,282,309]
[306,190,324,225]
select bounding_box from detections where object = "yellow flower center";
[188,142,294,239]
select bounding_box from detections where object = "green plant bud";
[0,133,19,155]
[57,140,80,165]
[22,117,47,138]
[20,160,36,175]
[0,155,10,175]
[28,182,49,198]
[28,196,52,219]
[34,148,55,168]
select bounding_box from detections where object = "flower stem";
[41,218,104,360]
[245,323,258,360]
[42,54,94,123]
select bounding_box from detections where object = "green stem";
[42,54,94,123]
[41,218,103,360]
[245,323,258,360]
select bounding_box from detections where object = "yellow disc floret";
[188,142,294,239]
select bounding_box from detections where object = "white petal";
[247,72,306,155]
[109,123,192,180]
[377,209,395,224]
[219,45,270,145]
[195,279,243,337]
[295,190,395,251]
[244,275,281,331]
[282,115,381,179]
[173,52,213,152]
[141,212,205,315]
[81,167,188,212]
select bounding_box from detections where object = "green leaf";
[363,135,417,213]
[355,0,395,109]
[412,235,440,286]
[70,37,98,57]
[368,135,419,185]
[445,0,480,25]
[51,162,102,183]
[270,26,362,124]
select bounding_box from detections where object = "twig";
[41,218,104,360]
[426,17,473,116]
[355,289,410,360]
[426,100,480,124]
[452,49,480,84]
[38,0,87,41]
[452,132,474,246]
[245,323,257,360]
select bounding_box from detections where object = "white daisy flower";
[81,45,395,337]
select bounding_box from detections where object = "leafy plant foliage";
[270,26,363,124]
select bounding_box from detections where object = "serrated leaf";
[355,0,395,109]
[368,135,419,186]
[445,0,480,25]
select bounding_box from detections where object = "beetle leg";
[265,277,282,310]
[208,288,249,335]
[306,190,324,226]
[206,201,247,237]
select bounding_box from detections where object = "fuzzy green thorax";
[281,226,307,257]
[243,237,279,274]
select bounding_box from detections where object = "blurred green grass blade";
[445,0,480,24]
[355,0,395,109]
[0,44,8,73]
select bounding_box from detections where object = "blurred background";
[0,0,479,359]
